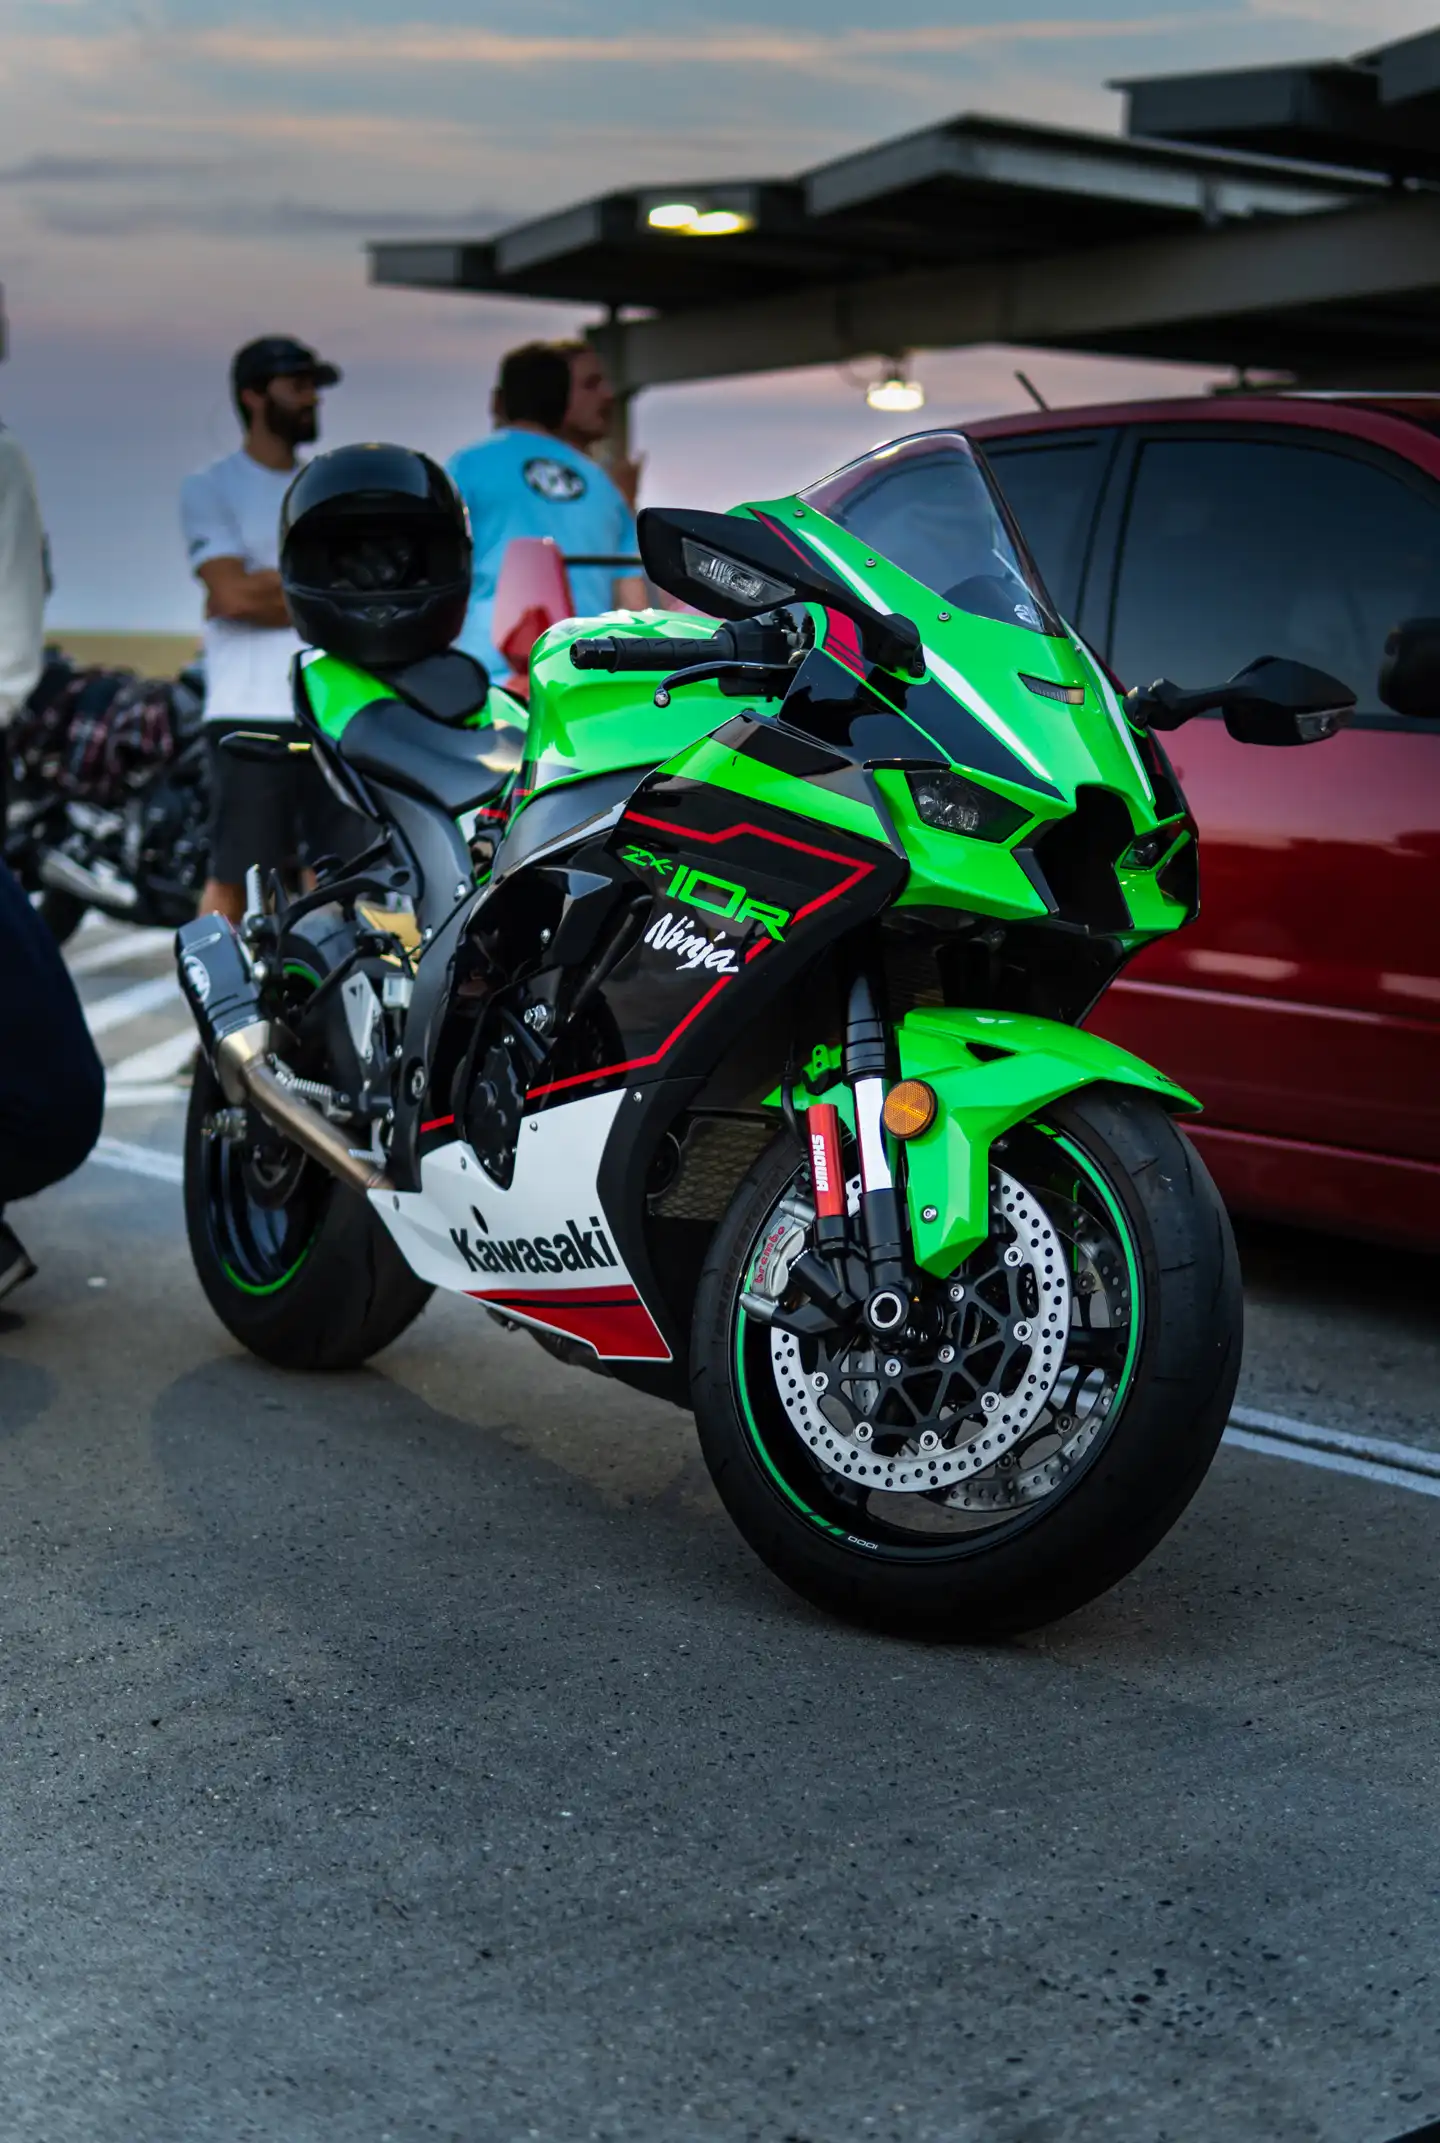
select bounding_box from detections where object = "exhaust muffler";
[216,1022,392,1195]
[175,916,392,1196]
[39,847,139,912]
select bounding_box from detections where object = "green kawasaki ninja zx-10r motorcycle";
[175,431,1354,1637]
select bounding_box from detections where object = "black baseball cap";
[231,335,341,397]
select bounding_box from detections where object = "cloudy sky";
[0,0,1432,630]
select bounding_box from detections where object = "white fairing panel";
[369,1091,670,1362]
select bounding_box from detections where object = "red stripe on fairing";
[750,510,816,565]
[465,1284,671,1361]
[524,813,876,1102]
[822,610,866,676]
[473,1284,633,1305]
[746,512,867,677]
[525,972,735,1099]
[622,810,865,871]
[421,1114,456,1133]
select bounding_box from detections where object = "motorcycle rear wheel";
[183,1054,432,1373]
[692,1084,1240,1639]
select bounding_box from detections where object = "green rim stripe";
[733,1305,847,1537]
[221,1237,315,1297]
[1041,1126,1143,1406]
[735,1121,1144,1540]
[217,957,322,1295]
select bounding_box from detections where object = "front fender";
[896,1008,1197,1275]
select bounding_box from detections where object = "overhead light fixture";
[686,209,754,237]
[646,202,755,238]
[867,364,925,414]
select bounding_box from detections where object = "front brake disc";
[768,1169,1071,1494]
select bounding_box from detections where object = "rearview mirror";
[637,506,924,677]
[1379,616,1440,718]
[1219,657,1356,746]
[1126,656,1354,745]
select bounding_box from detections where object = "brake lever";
[652,660,793,707]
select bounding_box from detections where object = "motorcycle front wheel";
[692,1084,1240,1639]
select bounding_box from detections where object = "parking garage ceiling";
[369,27,1440,392]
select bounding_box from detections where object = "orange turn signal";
[882,1080,937,1140]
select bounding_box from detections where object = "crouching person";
[0,859,105,1299]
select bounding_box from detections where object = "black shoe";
[0,1219,37,1303]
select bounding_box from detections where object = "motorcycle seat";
[338,697,515,816]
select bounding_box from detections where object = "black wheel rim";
[197,1065,329,1297]
[732,1119,1144,1561]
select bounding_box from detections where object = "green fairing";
[752,494,1155,818]
[519,612,730,813]
[664,733,891,849]
[297,652,400,739]
[769,1009,1196,1277]
[897,1009,1195,1274]
[708,493,1191,941]
[296,650,528,745]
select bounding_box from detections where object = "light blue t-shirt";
[446,429,638,676]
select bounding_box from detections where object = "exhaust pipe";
[175,915,392,1197]
[39,847,139,913]
[215,1022,392,1197]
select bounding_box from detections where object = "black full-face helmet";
[280,443,472,669]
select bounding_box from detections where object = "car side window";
[984,439,1105,620]
[1109,435,1440,716]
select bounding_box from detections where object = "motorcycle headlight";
[906,769,1029,842]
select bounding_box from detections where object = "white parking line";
[89,1136,185,1185]
[104,1083,189,1109]
[83,974,180,1037]
[106,1028,196,1085]
[68,927,169,977]
[1223,1404,1440,1499]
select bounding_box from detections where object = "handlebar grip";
[569,633,722,673]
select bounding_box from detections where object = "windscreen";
[799,431,1064,638]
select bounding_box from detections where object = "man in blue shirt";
[447,342,646,677]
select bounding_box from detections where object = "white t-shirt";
[179,449,302,722]
[0,426,46,730]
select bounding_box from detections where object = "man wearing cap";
[181,335,362,923]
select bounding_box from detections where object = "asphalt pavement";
[2,917,1438,2143]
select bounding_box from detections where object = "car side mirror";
[1219,656,1356,746]
[1379,616,1440,718]
[637,505,924,677]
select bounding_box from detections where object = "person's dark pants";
[206,723,371,886]
[0,858,104,1206]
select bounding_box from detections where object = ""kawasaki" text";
[449,1207,617,1276]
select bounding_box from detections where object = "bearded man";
[181,336,364,922]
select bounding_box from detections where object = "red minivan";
[970,394,1440,1249]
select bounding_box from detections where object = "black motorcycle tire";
[182,897,432,1373]
[184,1057,432,1370]
[692,1084,1241,1640]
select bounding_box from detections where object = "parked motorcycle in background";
[4,650,210,942]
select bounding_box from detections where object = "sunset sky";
[1,0,1431,630]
